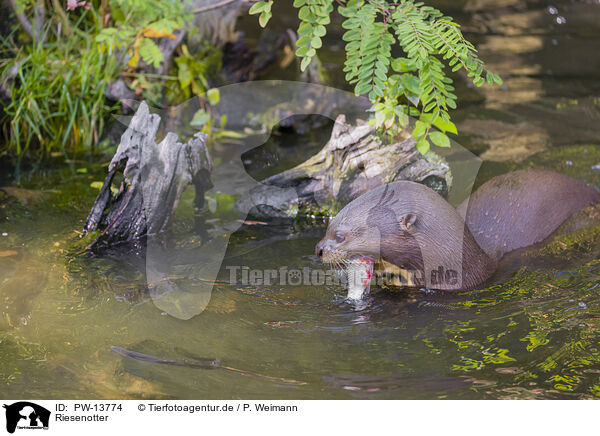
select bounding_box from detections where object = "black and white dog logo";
[3,402,50,433]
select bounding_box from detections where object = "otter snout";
[315,239,326,258]
[316,240,324,258]
[315,238,336,259]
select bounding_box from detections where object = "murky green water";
[2,0,600,399]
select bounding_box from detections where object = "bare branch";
[8,0,35,39]
[192,0,252,15]
[7,0,46,41]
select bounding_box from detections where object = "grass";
[0,7,121,172]
[1,0,227,178]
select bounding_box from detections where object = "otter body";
[316,169,600,294]
[457,169,600,259]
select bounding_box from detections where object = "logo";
[3,402,50,434]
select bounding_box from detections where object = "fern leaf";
[295,0,334,71]
[139,38,163,68]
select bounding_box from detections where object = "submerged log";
[236,115,451,217]
[84,101,212,250]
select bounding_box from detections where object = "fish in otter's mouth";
[315,234,375,300]
[344,257,374,300]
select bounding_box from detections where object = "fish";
[345,258,374,300]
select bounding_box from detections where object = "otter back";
[457,169,600,260]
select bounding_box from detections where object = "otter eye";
[334,232,345,243]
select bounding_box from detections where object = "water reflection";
[452,0,600,161]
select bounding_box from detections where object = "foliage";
[249,0,274,28]
[0,0,192,169]
[126,41,223,109]
[250,0,502,153]
[189,85,230,140]
[95,0,192,69]
[0,5,120,167]
[169,43,222,103]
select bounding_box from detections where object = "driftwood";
[83,101,212,249]
[236,114,451,217]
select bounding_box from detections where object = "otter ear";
[400,213,417,230]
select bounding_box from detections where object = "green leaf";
[296,46,310,57]
[432,117,457,135]
[300,56,312,72]
[413,120,427,139]
[177,60,191,89]
[409,107,420,117]
[311,37,323,49]
[297,35,312,47]
[313,25,327,37]
[298,6,314,21]
[259,11,272,27]
[416,139,430,155]
[298,22,313,35]
[396,110,409,128]
[249,1,267,15]
[400,74,420,95]
[391,57,416,73]
[139,38,163,68]
[429,131,451,148]
[374,107,387,127]
[191,109,210,127]
[355,81,371,96]
[406,93,420,107]
[207,88,220,105]
[315,15,330,25]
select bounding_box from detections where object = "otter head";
[315,184,421,270]
[315,218,382,265]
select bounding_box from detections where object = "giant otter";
[315,169,600,297]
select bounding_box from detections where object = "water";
[2,0,600,399]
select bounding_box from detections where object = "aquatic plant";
[250,0,503,154]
